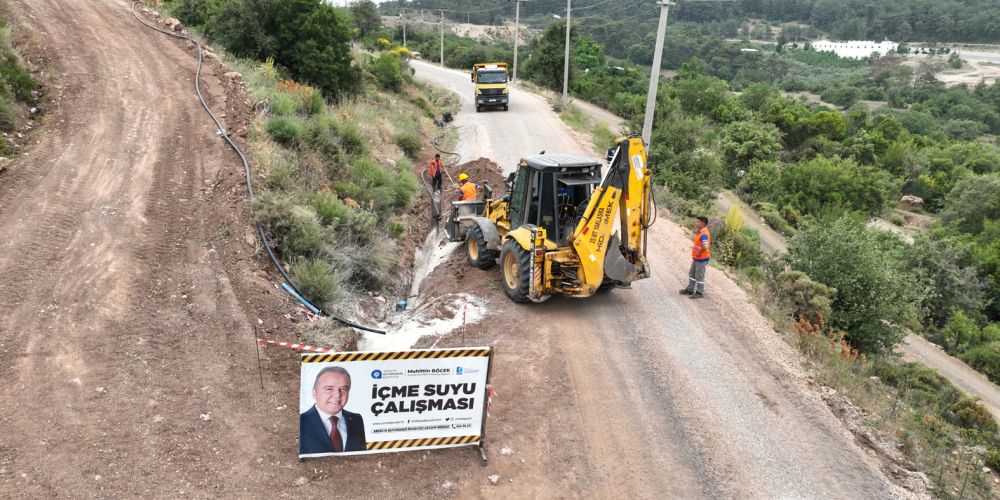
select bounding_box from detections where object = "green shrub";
[945,396,997,433]
[777,270,836,324]
[253,194,325,258]
[719,121,782,180]
[889,212,906,226]
[308,189,351,227]
[388,220,406,239]
[778,156,897,218]
[718,227,764,269]
[266,116,304,145]
[406,94,434,118]
[173,0,219,27]
[987,450,1000,472]
[394,128,422,159]
[343,234,397,290]
[867,360,961,408]
[941,309,982,352]
[738,161,780,201]
[206,0,358,98]
[270,91,301,116]
[742,266,766,283]
[333,180,363,202]
[390,161,418,210]
[0,96,15,131]
[290,257,344,306]
[305,114,365,160]
[983,323,1000,343]
[942,119,986,140]
[0,54,37,103]
[759,208,796,235]
[265,160,296,191]
[820,85,862,108]
[959,342,1000,384]
[789,215,914,355]
[372,53,403,91]
[336,119,365,155]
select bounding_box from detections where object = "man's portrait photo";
[300,366,367,455]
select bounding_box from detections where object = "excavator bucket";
[602,233,636,282]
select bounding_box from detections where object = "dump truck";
[471,63,509,112]
[446,137,653,302]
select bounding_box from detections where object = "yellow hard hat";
[458,173,469,181]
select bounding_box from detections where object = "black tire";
[597,281,616,293]
[503,104,508,111]
[499,239,532,303]
[475,105,482,112]
[466,226,498,269]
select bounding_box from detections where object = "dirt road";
[716,190,788,255]
[899,334,1000,421]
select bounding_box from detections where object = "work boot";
[689,292,704,299]
[679,288,693,295]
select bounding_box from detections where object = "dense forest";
[382,0,1000,46]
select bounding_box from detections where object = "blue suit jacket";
[299,405,367,455]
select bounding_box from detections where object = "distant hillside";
[381,0,1000,44]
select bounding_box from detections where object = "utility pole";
[510,0,525,82]
[562,0,571,105]
[439,9,445,67]
[641,0,673,145]
[400,8,407,47]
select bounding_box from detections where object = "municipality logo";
[456,367,464,375]
[371,369,383,379]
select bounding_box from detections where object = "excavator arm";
[569,137,652,293]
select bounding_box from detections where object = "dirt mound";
[446,156,507,199]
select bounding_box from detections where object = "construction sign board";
[298,347,493,458]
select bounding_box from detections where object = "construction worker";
[679,216,711,299]
[457,173,477,201]
[427,153,443,192]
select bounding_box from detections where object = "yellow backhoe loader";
[446,137,653,302]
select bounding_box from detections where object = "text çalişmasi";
[370,383,477,417]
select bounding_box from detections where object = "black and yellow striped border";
[366,435,480,451]
[302,348,490,363]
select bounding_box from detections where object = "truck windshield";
[477,71,507,84]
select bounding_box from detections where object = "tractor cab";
[506,154,602,246]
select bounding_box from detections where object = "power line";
[573,0,616,11]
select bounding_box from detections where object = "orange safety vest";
[460,182,477,201]
[427,159,442,177]
[692,227,711,260]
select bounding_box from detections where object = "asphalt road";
[412,60,913,498]
[414,60,593,173]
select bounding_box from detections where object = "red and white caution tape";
[486,385,495,417]
[461,296,468,338]
[256,338,334,353]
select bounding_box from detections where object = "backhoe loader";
[446,137,653,302]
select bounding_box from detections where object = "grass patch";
[296,318,358,351]
[0,21,38,137]
[558,102,624,157]
[266,115,305,145]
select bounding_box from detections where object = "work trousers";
[432,173,442,192]
[686,260,708,294]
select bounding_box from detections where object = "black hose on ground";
[129,2,385,334]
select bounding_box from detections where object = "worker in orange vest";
[457,173,477,201]
[679,216,711,299]
[427,153,443,192]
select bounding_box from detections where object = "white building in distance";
[811,40,898,59]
